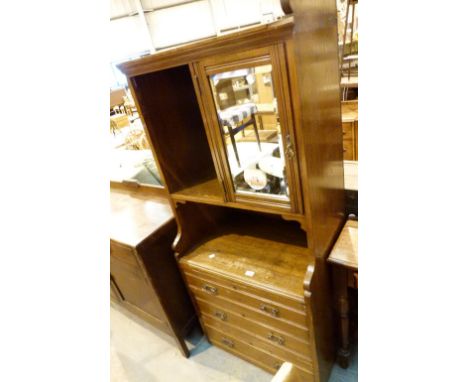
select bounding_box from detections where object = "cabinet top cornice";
[118,17,294,78]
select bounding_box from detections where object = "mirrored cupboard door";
[194,45,302,213]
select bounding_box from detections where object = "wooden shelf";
[171,179,305,227]
[171,178,225,204]
[180,214,309,299]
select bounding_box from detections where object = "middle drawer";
[196,297,313,357]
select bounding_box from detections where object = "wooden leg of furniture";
[257,114,264,130]
[227,125,241,167]
[252,116,262,151]
[333,266,351,368]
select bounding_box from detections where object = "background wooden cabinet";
[342,100,358,161]
[110,189,196,357]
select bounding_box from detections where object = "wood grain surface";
[110,188,173,247]
[328,219,358,270]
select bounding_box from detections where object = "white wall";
[146,0,216,49]
[109,0,285,62]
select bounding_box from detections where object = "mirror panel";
[209,64,289,201]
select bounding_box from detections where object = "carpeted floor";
[110,304,357,382]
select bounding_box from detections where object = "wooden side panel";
[137,220,196,337]
[288,1,346,381]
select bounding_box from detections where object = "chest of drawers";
[179,226,315,380]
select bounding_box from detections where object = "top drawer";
[182,265,306,314]
[182,266,308,332]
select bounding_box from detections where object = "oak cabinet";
[118,4,345,380]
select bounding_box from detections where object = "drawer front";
[182,266,306,311]
[191,286,308,339]
[205,324,283,374]
[205,325,314,378]
[202,314,314,372]
[197,297,312,357]
[184,271,307,326]
[187,277,307,330]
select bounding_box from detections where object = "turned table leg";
[333,266,351,368]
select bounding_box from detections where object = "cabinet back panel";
[132,65,216,193]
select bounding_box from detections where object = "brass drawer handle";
[201,284,217,295]
[221,337,234,348]
[267,332,285,346]
[260,303,279,317]
[214,310,227,321]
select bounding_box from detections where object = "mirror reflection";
[210,64,289,200]
[110,88,162,187]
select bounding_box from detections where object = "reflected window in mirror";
[110,87,163,187]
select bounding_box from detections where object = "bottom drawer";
[205,324,282,374]
[203,314,314,373]
[205,324,314,379]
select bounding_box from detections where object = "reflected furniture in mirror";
[110,187,196,357]
[118,2,344,380]
[110,87,126,115]
[110,89,162,188]
[342,100,358,161]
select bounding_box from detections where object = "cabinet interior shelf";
[172,182,304,227]
[180,212,309,299]
[171,178,225,204]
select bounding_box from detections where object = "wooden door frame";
[193,45,303,214]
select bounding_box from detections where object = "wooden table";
[110,188,196,356]
[328,218,358,368]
